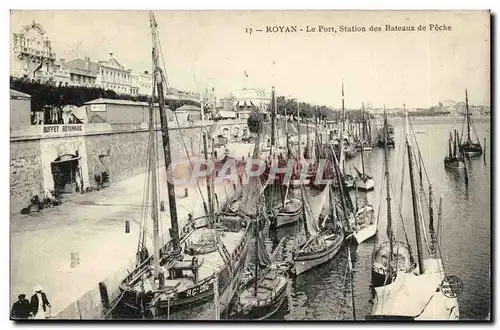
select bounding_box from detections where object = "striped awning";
[236,100,254,107]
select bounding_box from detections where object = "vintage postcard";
[9,10,490,321]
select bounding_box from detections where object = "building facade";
[233,88,270,113]
[11,21,57,82]
[97,52,132,95]
[131,71,153,96]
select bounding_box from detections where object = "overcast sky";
[10,10,490,108]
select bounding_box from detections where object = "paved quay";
[10,143,254,318]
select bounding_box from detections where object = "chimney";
[59,58,65,67]
[84,57,90,71]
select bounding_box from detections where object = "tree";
[247,111,265,133]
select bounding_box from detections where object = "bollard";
[125,220,130,233]
[70,252,80,268]
[184,188,188,198]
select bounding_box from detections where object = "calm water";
[113,117,491,320]
[265,116,491,321]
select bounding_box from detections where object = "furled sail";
[239,129,267,216]
[257,233,271,268]
[302,182,330,238]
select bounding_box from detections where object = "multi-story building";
[233,88,270,113]
[10,21,57,82]
[61,57,99,88]
[130,71,153,96]
[167,87,201,102]
[97,52,132,95]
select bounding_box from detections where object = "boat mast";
[339,82,345,173]
[270,86,276,157]
[148,98,161,280]
[405,111,425,275]
[448,132,453,158]
[200,100,213,215]
[297,98,301,161]
[465,89,471,143]
[149,11,182,264]
[285,104,290,159]
[360,104,365,176]
[383,107,394,271]
[254,224,259,297]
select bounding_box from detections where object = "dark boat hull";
[444,157,464,169]
[236,276,288,320]
[117,221,252,319]
[294,232,344,276]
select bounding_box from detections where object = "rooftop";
[10,89,31,99]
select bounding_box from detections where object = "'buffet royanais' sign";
[42,124,84,136]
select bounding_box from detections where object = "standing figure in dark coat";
[30,285,51,319]
[11,294,31,319]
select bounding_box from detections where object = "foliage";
[9,77,201,113]
[247,111,266,133]
[273,95,375,122]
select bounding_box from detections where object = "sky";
[10,10,490,108]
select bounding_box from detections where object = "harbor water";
[265,116,490,321]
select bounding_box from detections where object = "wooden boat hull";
[444,158,464,169]
[275,200,303,227]
[118,219,252,319]
[354,178,375,191]
[294,232,344,276]
[371,241,416,288]
[463,149,482,157]
[460,141,483,158]
[353,223,377,244]
[369,259,459,320]
[236,271,288,320]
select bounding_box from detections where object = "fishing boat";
[234,213,288,320]
[293,182,344,276]
[117,12,251,320]
[333,83,354,189]
[352,204,377,244]
[353,120,375,192]
[368,110,460,320]
[270,87,304,227]
[459,89,483,157]
[275,196,303,227]
[376,109,395,148]
[444,130,465,170]
[361,103,373,151]
[371,109,415,288]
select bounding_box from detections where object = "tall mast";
[149,11,181,260]
[448,132,453,158]
[360,103,365,176]
[270,86,276,156]
[383,106,394,269]
[254,225,259,297]
[285,102,289,158]
[405,111,425,274]
[465,89,471,143]
[200,100,213,215]
[339,83,345,173]
[341,82,345,133]
[297,98,301,161]
[149,100,161,280]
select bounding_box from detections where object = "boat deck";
[132,227,246,293]
[240,270,288,304]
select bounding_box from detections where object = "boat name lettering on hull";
[185,280,213,297]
